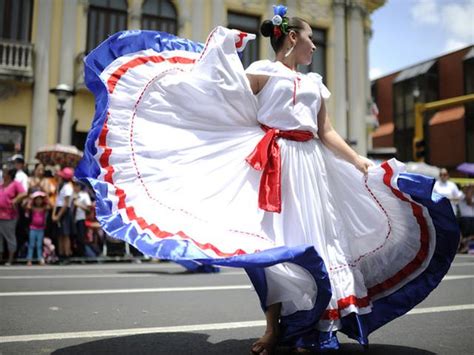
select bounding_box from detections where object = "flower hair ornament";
[272,5,289,39]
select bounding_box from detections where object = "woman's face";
[33,197,44,207]
[35,164,45,177]
[294,22,316,66]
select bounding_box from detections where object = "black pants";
[459,217,474,238]
[73,220,86,257]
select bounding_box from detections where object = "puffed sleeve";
[307,72,331,99]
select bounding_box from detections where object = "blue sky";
[369,0,474,79]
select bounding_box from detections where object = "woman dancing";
[77,5,459,353]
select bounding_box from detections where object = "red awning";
[429,106,465,125]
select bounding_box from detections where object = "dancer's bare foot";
[251,330,279,355]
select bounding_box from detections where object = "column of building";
[29,0,53,159]
[58,0,78,145]
[189,0,205,42]
[129,0,143,29]
[332,0,348,139]
[347,0,367,155]
[177,0,191,38]
[364,25,373,151]
[211,0,225,37]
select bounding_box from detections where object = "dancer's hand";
[353,156,373,175]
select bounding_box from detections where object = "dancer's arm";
[317,100,372,174]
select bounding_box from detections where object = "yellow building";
[0,0,384,165]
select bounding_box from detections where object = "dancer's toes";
[251,342,267,354]
[251,331,278,354]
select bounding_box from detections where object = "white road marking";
[0,274,158,279]
[0,285,252,297]
[0,304,472,344]
[0,271,246,280]
[407,304,474,315]
[0,320,267,343]
[0,263,184,271]
[443,275,474,280]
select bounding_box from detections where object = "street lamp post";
[49,84,76,143]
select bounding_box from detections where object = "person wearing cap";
[10,154,28,192]
[25,191,50,266]
[433,168,463,215]
[52,167,74,260]
[0,167,27,265]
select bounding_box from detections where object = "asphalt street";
[0,254,473,355]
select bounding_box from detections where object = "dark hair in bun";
[260,20,274,37]
[260,17,307,53]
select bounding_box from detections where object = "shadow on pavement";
[51,332,436,355]
[52,332,254,355]
[338,343,436,354]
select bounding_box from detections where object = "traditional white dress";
[78,26,459,350]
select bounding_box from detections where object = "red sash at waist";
[245,124,314,213]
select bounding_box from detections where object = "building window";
[393,79,422,161]
[370,82,377,105]
[86,0,128,53]
[0,0,33,42]
[141,0,178,34]
[465,56,474,95]
[464,55,474,162]
[227,12,260,69]
[392,63,438,162]
[0,124,26,163]
[299,27,326,79]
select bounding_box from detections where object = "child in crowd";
[25,191,50,266]
[42,237,57,264]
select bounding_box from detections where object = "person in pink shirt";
[0,167,27,265]
[25,191,51,266]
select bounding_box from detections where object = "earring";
[284,45,295,58]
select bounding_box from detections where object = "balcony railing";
[0,39,34,80]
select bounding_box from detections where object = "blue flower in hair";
[273,5,287,17]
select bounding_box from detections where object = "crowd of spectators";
[0,154,119,265]
[433,168,474,254]
[1,154,472,265]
